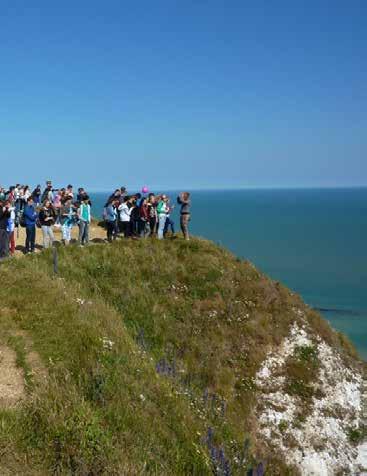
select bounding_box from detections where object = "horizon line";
[86,184,367,193]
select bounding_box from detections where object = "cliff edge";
[0,235,366,475]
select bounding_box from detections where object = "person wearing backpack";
[23,196,38,254]
[77,196,91,246]
[0,199,11,259]
[38,200,56,249]
[157,195,169,240]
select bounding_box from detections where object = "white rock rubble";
[255,322,365,475]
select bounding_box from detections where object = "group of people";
[103,188,191,242]
[0,181,191,259]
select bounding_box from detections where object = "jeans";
[0,229,9,258]
[62,224,72,243]
[120,221,131,238]
[164,217,175,236]
[42,226,54,248]
[140,220,150,238]
[106,221,116,242]
[8,230,15,255]
[157,214,167,239]
[78,221,90,245]
[25,225,36,252]
[180,213,190,240]
[149,217,157,236]
[131,218,140,236]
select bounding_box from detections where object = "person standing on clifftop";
[157,195,169,240]
[31,185,42,206]
[23,196,38,254]
[60,197,76,245]
[104,198,118,242]
[7,201,16,255]
[177,192,191,240]
[118,196,134,238]
[78,196,91,246]
[147,194,157,237]
[38,200,56,249]
[41,180,54,204]
[163,197,175,238]
[0,199,11,259]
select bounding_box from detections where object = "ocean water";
[89,188,367,359]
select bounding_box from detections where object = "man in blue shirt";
[23,196,38,253]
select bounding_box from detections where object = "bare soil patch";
[13,329,48,384]
[13,223,106,257]
[0,345,25,408]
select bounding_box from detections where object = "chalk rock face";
[255,320,366,475]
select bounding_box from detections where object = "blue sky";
[1,1,366,190]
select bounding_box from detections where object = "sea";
[89,188,367,360]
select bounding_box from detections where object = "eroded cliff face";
[255,313,366,475]
[0,235,366,475]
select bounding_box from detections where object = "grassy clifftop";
[0,236,365,475]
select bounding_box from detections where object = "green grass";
[0,236,361,474]
[284,344,321,401]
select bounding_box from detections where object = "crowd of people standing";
[103,188,191,242]
[0,181,191,259]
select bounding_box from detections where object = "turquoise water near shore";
[89,188,367,359]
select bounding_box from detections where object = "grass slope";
[0,237,360,475]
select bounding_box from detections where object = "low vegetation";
[284,344,321,402]
[0,235,363,474]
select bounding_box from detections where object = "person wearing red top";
[139,197,150,237]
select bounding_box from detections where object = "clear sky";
[1,1,366,190]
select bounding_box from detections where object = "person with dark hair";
[163,197,175,238]
[177,192,191,240]
[147,193,157,237]
[104,198,118,242]
[130,193,142,236]
[23,196,38,253]
[77,195,91,245]
[157,194,169,239]
[6,200,16,255]
[41,180,53,204]
[31,185,42,205]
[66,184,74,198]
[39,200,56,248]
[60,197,76,245]
[76,187,85,202]
[0,199,11,258]
[118,196,134,238]
[139,197,150,237]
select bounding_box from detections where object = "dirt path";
[0,345,25,408]
[12,222,107,257]
[1,224,108,408]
